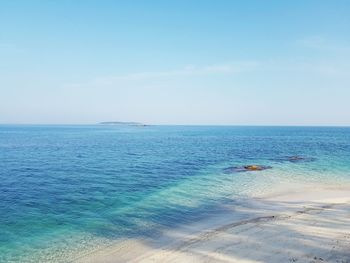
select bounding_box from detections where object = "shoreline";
[74,182,350,263]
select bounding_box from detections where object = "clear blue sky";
[1,0,350,125]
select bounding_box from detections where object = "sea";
[1,125,350,262]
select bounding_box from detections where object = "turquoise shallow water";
[1,125,350,262]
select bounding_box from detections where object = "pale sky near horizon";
[1,0,350,125]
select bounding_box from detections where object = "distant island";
[98,121,147,126]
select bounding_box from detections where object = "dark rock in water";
[272,156,316,163]
[286,156,316,163]
[223,165,272,173]
[244,165,266,171]
[288,156,305,161]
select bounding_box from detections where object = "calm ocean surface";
[1,125,350,262]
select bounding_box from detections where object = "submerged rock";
[286,156,316,163]
[271,156,316,163]
[288,156,305,161]
[223,165,272,173]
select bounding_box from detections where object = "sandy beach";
[74,183,350,263]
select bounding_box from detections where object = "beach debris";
[223,165,272,173]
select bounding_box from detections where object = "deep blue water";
[1,125,350,262]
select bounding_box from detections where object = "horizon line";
[1,123,350,128]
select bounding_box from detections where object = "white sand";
[75,183,350,263]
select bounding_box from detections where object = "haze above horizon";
[1,0,350,125]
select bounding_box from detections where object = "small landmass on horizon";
[98,121,147,126]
